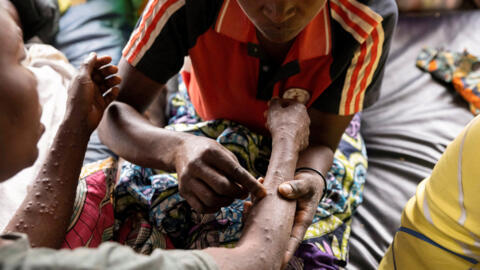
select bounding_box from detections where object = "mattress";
[348,10,480,269]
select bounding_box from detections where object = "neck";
[257,32,295,65]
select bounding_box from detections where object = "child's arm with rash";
[206,98,310,270]
[4,53,120,248]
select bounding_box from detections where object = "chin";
[261,29,299,44]
[25,146,39,167]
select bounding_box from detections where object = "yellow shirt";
[379,116,480,269]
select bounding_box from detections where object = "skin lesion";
[207,99,311,269]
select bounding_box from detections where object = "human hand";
[66,53,121,134]
[266,98,310,151]
[175,135,266,213]
[278,170,325,266]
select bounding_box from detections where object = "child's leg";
[379,116,480,269]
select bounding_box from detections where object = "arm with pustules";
[205,98,310,270]
[4,53,121,248]
[278,109,353,264]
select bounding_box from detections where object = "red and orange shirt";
[123,0,397,132]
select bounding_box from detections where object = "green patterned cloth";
[113,82,368,269]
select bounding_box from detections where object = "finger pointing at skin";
[195,163,245,198]
[210,152,266,200]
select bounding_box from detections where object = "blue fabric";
[54,0,131,67]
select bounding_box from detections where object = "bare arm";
[280,109,353,263]
[98,58,265,213]
[98,58,188,171]
[205,99,310,270]
[4,54,120,248]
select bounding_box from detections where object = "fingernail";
[279,183,293,195]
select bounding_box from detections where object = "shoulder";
[358,0,398,22]
[329,0,397,45]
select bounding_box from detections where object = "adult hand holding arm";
[279,109,353,264]
[205,98,310,270]
[98,59,265,213]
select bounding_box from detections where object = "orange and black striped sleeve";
[313,0,398,115]
[122,0,223,84]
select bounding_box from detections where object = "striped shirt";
[123,0,397,132]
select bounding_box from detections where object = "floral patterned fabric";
[63,158,116,249]
[417,47,480,115]
[112,80,368,269]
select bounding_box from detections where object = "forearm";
[209,135,300,270]
[98,101,187,171]
[4,118,90,248]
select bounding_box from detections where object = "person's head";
[237,0,327,44]
[0,4,43,181]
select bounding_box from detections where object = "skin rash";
[98,0,351,261]
[0,2,331,269]
[205,98,311,270]
[0,0,121,248]
[0,2,309,269]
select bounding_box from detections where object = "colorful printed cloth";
[417,47,480,115]
[63,158,116,249]
[112,81,368,269]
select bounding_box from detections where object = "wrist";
[58,115,92,141]
[272,134,303,152]
[153,129,191,171]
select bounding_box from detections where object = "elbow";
[97,102,122,146]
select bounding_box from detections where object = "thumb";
[278,180,313,200]
[80,52,97,75]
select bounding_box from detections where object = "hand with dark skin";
[100,59,351,265]
[3,52,121,248]
[98,59,266,214]
[205,98,310,270]
[278,109,352,264]
[99,0,352,262]
[175,135,264,212]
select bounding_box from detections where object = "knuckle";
[232,165,243,176]
[195,204,206,213]
[217,180,231,193]
[178,182,188,196]
[227,150,239,162]
[187,159,202,172]
[75,73,91,85]
[203,144,219,157]
[203,196,217,207]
